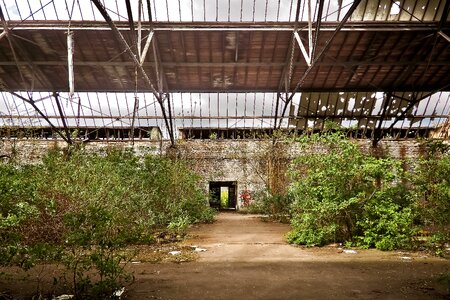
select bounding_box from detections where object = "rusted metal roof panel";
[0,22,448,93]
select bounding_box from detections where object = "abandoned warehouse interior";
[0,0,449,210]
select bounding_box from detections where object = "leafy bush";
[412,141,450,255]
[0,147,214,297]
[288,132,365,246]
[0,163,42,268]
[355,198,416,250]
[287,131,417,249]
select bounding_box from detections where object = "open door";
[209,181,237,209]
[209,184,221,209]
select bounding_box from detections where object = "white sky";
[3,0,442,23]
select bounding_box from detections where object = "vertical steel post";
[67,31,74,98]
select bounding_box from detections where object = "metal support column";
[67,30,75,98]
[311,0,325,62]
[90,0,176,146]
[53,92,73,144]
[4,91,72,144]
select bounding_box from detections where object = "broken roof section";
[1,90,449,140]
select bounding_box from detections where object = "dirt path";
[186,212,305,262]
[1,212,449,299]
[127,212,450,299]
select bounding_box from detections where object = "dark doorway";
[209,181,237,210]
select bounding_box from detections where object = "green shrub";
[0,163,41,268]
[286,212,330,246]
[412,144,450,255]
[287,131,416,250]
[355,198,416,250]
[0,147,214,297]
[288,132,365,245]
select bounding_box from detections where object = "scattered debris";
[53,295,74,300]
[194,247,207,252]
[114,287,125,298]
[343,249,357,254]
[400,256,412,260]
[190,245,207,252]
[169,251,181,255]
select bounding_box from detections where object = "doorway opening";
[209,181,237,210]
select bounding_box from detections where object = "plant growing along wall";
[286,131,417,250]
[412,140,450,255]
[244,140,293,220]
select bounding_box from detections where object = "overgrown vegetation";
[0,147,214,298]
[243,127,449,253]
[284,131,449,251]
[413,140,450,255]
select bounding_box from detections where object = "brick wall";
[0,138,441,209]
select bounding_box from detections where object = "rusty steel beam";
[52,92,72,144]
[273,0,302,132]
[311,0,325,62]
[67,30,75,97]
[139,31,154,65]
[3,113,446,121]
[273,92,282,130]
[294,31,311,66]
[90,0,159,98]
[90,0,175,146]
[8,21,443,32]
[3,91,72,144]
[125,0,136,33]
[439,31,450,43]
[1,60,449,68]
[0,115,274,120]
[372,92,393,147]
[290,0,363,98]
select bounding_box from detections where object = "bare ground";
[1,212,450,299]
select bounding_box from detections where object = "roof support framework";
[0,1,449,143]
[90,0,176,146]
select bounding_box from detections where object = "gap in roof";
[6,0,443,23]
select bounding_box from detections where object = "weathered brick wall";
[0,138,443,208]
[0,139,162,164]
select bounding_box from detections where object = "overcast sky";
[3,0,354,22]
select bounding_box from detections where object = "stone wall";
[0,138,440,209]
